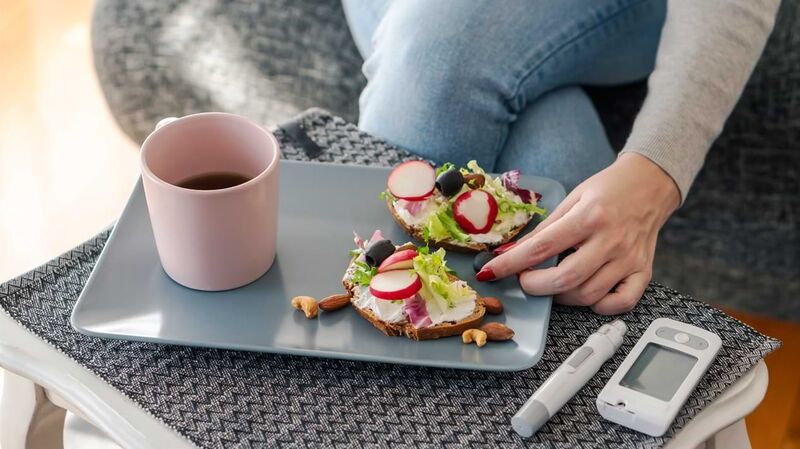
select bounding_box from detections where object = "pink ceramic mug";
[140,113,280,291]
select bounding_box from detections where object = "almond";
[463,173,485,188]
[481,322,514,341]
[482,297,503,315]
[318,293,352,312]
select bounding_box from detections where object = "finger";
[481,208,590,280]
[556,260,632,307]
[512,190,581,246]
[590,271,650,315]
[518,237,611,296]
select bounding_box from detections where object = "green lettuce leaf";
[413,248,472,310]
[350,261,377,286]
[423,204,469,242]
[466,160,547,218]
[498,199,548,216]
[435,162,455,177]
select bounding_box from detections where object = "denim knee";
[357,5,512,169]
[355,0,664,169]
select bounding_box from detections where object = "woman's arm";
[479,0,781,314]
[622,0,780,202]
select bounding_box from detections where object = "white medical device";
[596,318,721,436]
[512,319,627,437]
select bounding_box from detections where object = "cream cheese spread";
[394,198,440,226]
[352,286,406,323]
[350,284,477,327]
[467,232,504,244]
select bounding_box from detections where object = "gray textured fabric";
[652,0,800,321]
[0,109,781,448]
[620,0,780,202]
[91,0,365,143]
[90,0,799,321]
[275,108,417,166]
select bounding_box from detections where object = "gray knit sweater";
[620,0,780,203]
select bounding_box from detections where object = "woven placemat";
[0,109,781,448]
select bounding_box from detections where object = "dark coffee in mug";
[177,172,251,190]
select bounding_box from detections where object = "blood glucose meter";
[596,318,721,436]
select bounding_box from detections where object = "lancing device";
[512,319,627,437]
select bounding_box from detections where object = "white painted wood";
[665,361,766,449]
[708,420,752,449]
[63,411,123,449]
[0,313,193,449]
[0,370,37,449]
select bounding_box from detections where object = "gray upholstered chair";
[91,0,799,320]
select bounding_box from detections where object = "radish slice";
[452,189,498,234]
[378,249,418,273]
[387,161,435,201]
[369,270,422,300]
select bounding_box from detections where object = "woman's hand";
[477,153,681,314]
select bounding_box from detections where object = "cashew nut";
[462,328,487,347]
[291,296,318,319]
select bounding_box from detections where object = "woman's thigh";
[348,0,665,169]
[495,87,616,192]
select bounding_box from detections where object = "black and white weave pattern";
[0,110,781,448]
[275,109,419,167]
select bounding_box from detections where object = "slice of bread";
[342,254,485,341]
[386,197,529,253]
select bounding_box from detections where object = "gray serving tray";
[72,161,565,371]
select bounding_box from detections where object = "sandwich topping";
[346,231,478,328]
[351,287,406,323]
[384,160,546,246]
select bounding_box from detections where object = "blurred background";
[0,0,138,443]
[0,0,139,281]
[0,1,797,448]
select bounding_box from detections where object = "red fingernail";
[476,267,496,282]
[493,242,516,255]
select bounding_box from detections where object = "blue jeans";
[342,0,666,191]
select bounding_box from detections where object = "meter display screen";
[620,343,698,401]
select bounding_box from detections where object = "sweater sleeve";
[620,0,780,203]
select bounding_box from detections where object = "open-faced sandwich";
[382,160,546,252]
[290,230,514,345]
[342,230,485,340]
